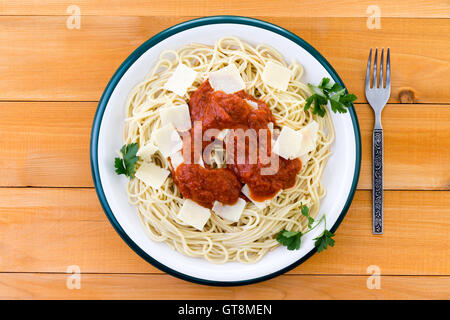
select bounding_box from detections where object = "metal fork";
[365,48,391,235]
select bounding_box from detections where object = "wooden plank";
[0,16,449,103]
[1,102,449,190]
[0,188,449,275]
[0,273,448,299]
[357,103,450,190]
[0,102,94,187]
[1,1,449,18]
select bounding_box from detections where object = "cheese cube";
[261,61,292,91]
[212,198,246,222]
[152,123,183,158]
[136,143,158,161]
[208,64,245,94]
[163,63,197,97]
[298,120,319,155]
[272,126,303,160]
[159,104,192,132]
[135,162,170,189]
[178,199,211,231]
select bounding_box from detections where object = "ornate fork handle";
[373,129,383,234]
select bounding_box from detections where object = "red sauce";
[174,164,242,209]
[172,80,301,208]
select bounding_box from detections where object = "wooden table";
[0,1,449,300]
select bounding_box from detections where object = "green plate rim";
[90,15,362,286]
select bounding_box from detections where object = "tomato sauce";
[172,80,301,208]
[174,164,242,209]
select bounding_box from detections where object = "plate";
[90,16,361,286]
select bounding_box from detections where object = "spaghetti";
[123,37,334,263]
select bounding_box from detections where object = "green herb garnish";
[305,78,357,117]
[114,143,139,178]
[276,203,335,253]
[314,230,335,252]
[300,203,315,229]
[276,230,303,251]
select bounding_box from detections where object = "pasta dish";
[116,37,338,263]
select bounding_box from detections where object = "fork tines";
[365,48,390,89]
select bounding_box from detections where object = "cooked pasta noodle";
[123,37,334,263]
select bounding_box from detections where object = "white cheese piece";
[159,104,192,132]
[152,123,183,158]
[298,120,319,155]
[245,99,258,109]
[135,162,170,189]
[163,63,197,97]
[241,184,270,210]
[212,198,246,222]
[208,64,245,94]
[177,199,211,231]
[272,126,303,160]
[261,61,292,91]
[136,143,158,161]
[170,150,184,170]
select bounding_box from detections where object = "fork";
[365,48,391,235]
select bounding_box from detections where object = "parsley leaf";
[300,203,309,216]
[277,203,336,252]
[114,143,140,178]
[307,216,315,229]
[114,157,127,175]
[300,203,314,228]
[305,90,328,117]
[304,78,357,117]
[314,229,335,252]
[276,229,303,250]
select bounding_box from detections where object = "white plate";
[91,16,361,286]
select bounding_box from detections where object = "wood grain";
[0,16,449,103]
[357,103,450,190]
[0,102,93,187]
[0,188,448,275]
[1,0,449,300]
[1,1,449,18]
[0,273,448,299]
[1,102,449,189]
